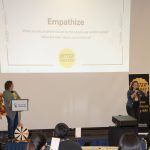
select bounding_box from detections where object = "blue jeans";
[6,113,18,138]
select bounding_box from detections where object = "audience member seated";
[119,132,142,150]
[28,133,47,150]
[54,123,82,150]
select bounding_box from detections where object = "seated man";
[54,123,82,150]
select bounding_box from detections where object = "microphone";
[136,90,142,97]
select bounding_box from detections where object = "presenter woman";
[126,81,145,120]
[3,81,22,139]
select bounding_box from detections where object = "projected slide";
[0,0,130,73]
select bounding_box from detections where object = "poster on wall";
[129,74,149,125]
[129,74,149,112]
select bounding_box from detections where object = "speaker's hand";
[18,121,23,127]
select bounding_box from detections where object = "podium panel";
[12,99,29,111]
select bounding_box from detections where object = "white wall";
[0,0,150,130]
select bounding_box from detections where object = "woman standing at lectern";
[3,81,22,139]
[126,81,145,120]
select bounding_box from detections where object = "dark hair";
[119,132,142,150]
[4,80,13,90]
[129,81,139,90]
[54,123,69,139]
[30,133,47,150]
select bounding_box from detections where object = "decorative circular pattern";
[14,126,29,141]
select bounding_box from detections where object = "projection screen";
[0,0,131,73]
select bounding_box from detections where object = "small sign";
[50,137,60,150]
[12,99,29,111]
[75,128,81,138]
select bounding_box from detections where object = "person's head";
[30,133,47,150]
[54,123,69,139]
[130,81,139,90]
[119,132,142,150]
[4,80,14,91]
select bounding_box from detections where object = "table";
[82,146,118,150]
[4,142,28,150]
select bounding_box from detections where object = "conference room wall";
[0,0,150,130]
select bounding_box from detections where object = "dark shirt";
[59,140,82,150]
[127,89,145,108]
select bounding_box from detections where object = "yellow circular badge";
[59,48,75,68]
